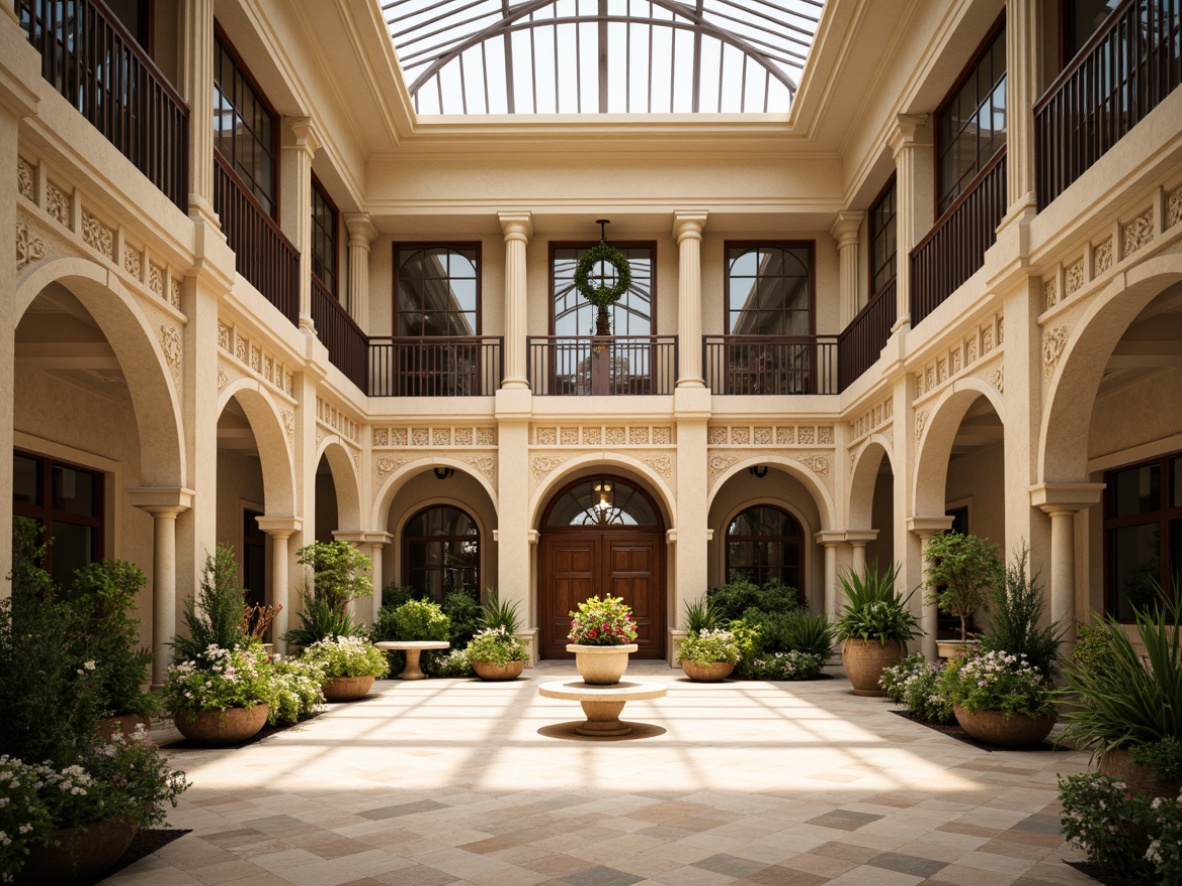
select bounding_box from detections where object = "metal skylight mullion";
[705,3,815,51]
[529,9,538,113]
[389,1,497,48]
[710,0,817,41]
[648,11,655,113]
[740,51,747,112]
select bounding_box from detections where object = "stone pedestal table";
[538,679,667,736]
[375,640,451,680]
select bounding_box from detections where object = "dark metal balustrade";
[311,278,368,391]
[703,335,838,395]
[528,336,678,395]
[369,336,503,397]
[838,280,897,391]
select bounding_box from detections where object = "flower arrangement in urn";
[940,649,1056,746]
[567,595,639,684]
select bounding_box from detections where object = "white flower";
[83,660,96,670]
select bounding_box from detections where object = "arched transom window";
[726,505,803,590]
[545,478,659,527]
[404,506,480,600]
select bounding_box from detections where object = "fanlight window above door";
[545,478,659,527]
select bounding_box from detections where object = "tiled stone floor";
[108,662,1097,886]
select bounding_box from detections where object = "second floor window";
[870,178,897,297]
[395,245,479,336]
[311,179,338,296]
[214,31,277,216]
[726,244,813,336]
[552,245,654,336]
[1063,0,1121,63]
[937,22,1007,215]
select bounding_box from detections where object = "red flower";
[587,629,598,639]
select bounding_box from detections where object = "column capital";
[829,210,863,246]
[672,210,709,242]
[284,116,322,157]
[889,113,931,157]
[256,516,303,539]
[1029,482,1105,514]
[126,487,194,516]
[498,211,533,241]
[344,212,378,245]
[906,515,953,538]
[843,530,879,545]
[814,530,846,546]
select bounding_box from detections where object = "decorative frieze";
[531,425,674,447]
[15,222,45,271]
[1122,210,1153,256]
[1169,186,1182,229]
[913,314,1003,402]
[915,410,928,443]
[81,210,114,261]
[989,366,1004,394]
[315,397,360,444]
[1064,259,1084,297]
[1042,326,1069,376]
[373,425,497,448]
[123,244,143,280]
[1094,237,1113,275]
[282,410,295,446]
[45,181,71,227]
[706,424,832,447]
[795,453,831,477]
[148,263,165,299]
[532,455,566,478]
[159,325,181,387]
[1043,278,1058,310]
[848,396,893,445]
[169,277,182,309]
[643,455,673,480]
[17,156,35,203]
[216,320,295,398]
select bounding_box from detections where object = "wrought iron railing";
[910,148,1007,328]
[368,336,503,397]
[15,0,189,210]
[527,336,678,395]
[838,280,897,391]
[703,335,838,395]
[213,153,299,324]
[311,278,367,391]
[1035,0,1182,209]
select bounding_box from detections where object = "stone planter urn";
[567,644,638,685]
[471,660,525,681]
[841,638,906,696]
[174,704,270,745]
[322,675,376,702]
[15,817,137,885]
[1099,748,1182,800]
[936,640,975,660]
[97,713,152,742]
[681,660,734,682]
[952,705,1057,747]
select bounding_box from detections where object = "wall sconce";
[593,481,613,510]
[749,465,769,479]
[433,467,454,480]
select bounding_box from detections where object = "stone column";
[344,213,378,327]
[180,0,218,226]
[128,488,193,685]
[496,386,532,630]
[888,115,933,332]
[1030,483,1104,648]
[845,530,879,578]
[366,536,390,623]
[674,386,711,659]
[907,516,953,660]
[1005,0,1047,212]
[830,212,864,328]
[673,211,708,386]
[256,517,302,654]
[281,117,322,332]
[815,531,845,622]
[498,212,532,388]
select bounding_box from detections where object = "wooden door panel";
[604,538,662,659]
[541,538,598,657]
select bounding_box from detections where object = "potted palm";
[922,531,1001,658]
[283,541,373,649]
[834,561,920,696]
[567,595,638,685]
[466,596,528,680]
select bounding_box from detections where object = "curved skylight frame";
[383,0,824,115]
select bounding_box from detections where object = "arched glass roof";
[383,0,825,115]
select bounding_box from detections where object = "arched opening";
[537,475,666,660]
[402,505,481,601]
[216,396,268,611]
[848,440,896,569]
[725,505,803,591]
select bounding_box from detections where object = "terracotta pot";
[97,713,151,742]
[174,704,269,745]
[1099,748,1182,800]
[15,817,137,885]
[471,660,525,681]
[952,704,1056,747]
[681,660,734,682]
[322,675,376,702]
[936,640,975,660]
[567,644,638,685]
[841,638,906,696]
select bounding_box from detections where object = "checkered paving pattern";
[109,662,1096,886]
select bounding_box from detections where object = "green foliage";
[269,657,326,725]
[1059,591,1182,757]
[726,618,763,672]
[465,627,529,664]
[764,608,833,658]
[382,584,427,609]
[923,531,1002,641]
[1130,736,1182,784]
[385,599,451,641]
[682,596,720,634]
[833,561,921,643]
[481,593,521,634]
[1073,623,1120,678]
[283,587,366,648]
[297,541,373,614]
[568,594,638,645]
[706,578,801,622]
[939,649,1054,717]
[881,653,954,724]
[174,546,250,663]
[433,649,475,677]
[744,650,824,680]
[977,544,1060,675]
[163,644,277,714]
[442,589,483,648]
[677,629,741,666]
[301,636,389,679]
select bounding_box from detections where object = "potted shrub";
[567,594,638,685]
[834,561,920,696]
[172,546,253,663]
[465,627,529,680]
[677,628,741,682]
[940,649,1056,746]
[922,531,1001,657]
[283,540,373,648]
[373,599,452,679]
[300,635,389,700]
[164,644,277,744]
[975,545,1061,676]
[880,653,954,724]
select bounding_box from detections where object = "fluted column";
[845,530,878,579]
[281,117,322,332]
[128,488,193,686]
[831,212,864,328]
[1006,0,1046,211]
[344,213,378,327]
[815,531,844,623]
[180,0,217,226]
[498,212,532,388]
[256,517,302,654]
[673,211,708,386]
[907,516,953,660]
[1031,483,1104,649]
[888,115,933,333]
[366,532,393,622]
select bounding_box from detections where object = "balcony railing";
[838,280,897,391]
[311,278,367,391]
[213,153,299,324]
[703,335,838,395]
[528,336,678,395]
[369,336,503,397]
[910,148,1007,328]
[15,0,189,210]
[1035,0,1182,209]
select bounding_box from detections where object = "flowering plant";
[465,627,528,665]
[744,650,825,680]
[939,649,1054,718]
[880,653,954,724]
[568,595,638,646]
[268,657,326,725]
[163,644,276,715]
[300,636,389,680]
[677,629,741,666]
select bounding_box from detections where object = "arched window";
[726,506,803,590]
[544,478,658,528]
[395,245,480,337]
[403,506,480,601]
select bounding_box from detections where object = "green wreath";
[574,242,632,308]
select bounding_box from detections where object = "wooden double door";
[539,531,665,659]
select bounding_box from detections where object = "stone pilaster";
[281,117,322,332]
[830,211,864,328]
[344,213,378,328]
[180,0,218,226]
[888,115,933,332]
[673,211,708,386]
[498,212,532,388]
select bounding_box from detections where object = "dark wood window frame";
[548,242,658,336]
[934,14,1008,217]
[724,241,816,336]
[310,174,339,298]
[868,176,898,299]
[393,242,483,337]
[214,24,280,219]
[1058,0,1123,69]
[724,504,805,592]
[12,449,105,585]
[402,505,481,601]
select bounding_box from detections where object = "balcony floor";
[116,662,1094,885]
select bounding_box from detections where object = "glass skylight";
[383,0,825,115]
